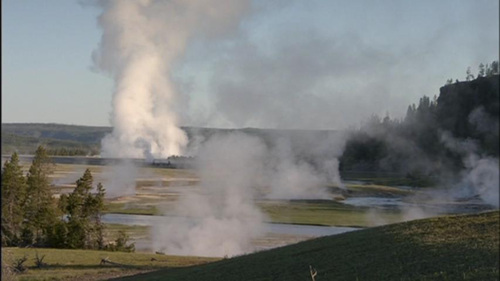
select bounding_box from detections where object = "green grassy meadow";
[4,211,497,281]
[1,247,218,281]
[46,162,412,228]
[259,200,402,227]
[4,162,496,280]
[115,211,499,281]
[103,199,404,227]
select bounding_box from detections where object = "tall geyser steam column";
[92,0,250,159]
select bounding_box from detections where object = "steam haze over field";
[2,0,499,259]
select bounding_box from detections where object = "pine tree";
[466,67,474,81]
[490,61,499,75]
[64,169,106,249]
[22,146,58,246]
[89,183,106,249]
[405,104,417,124]
[65,169,93,248]
[1,152,27,246]
[478,63,485,78]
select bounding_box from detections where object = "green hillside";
[117,211,499,281]
[1,123,111,144]
[1,123,341,157]
[1,123,108,155]
[1,133,100,155]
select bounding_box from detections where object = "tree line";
[446,60,499,84]
[1,132,100,156]
[46,147,99,156]
[1,146,134,252]
[340,61,499,184]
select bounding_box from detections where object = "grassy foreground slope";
[118,211,499,281]
[1,248,217,281]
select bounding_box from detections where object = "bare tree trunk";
[310,265,317,281]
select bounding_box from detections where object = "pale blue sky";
[2,0,499,129]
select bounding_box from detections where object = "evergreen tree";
[64,169,106,249]
[466,67,474,81]
[1,152,27,246]
[90,183,106,249]
[22,146,58,246]
[65,169,93,248]
[489,61,499,75]
[478,63,485,78]
[405,104,417,124]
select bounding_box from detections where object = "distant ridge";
[1,123,342,155]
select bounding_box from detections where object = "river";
[102,213,359,253]
[102,213,359,236]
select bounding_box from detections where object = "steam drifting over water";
[441,131,500,208]
[151,132,345,257]
[89,0,498,257]
[152,133,268,257]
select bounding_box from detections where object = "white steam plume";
[152,133,267,257]
[101,160,137,198]
[441,131,499,207]
[93,0,250,159]
[151,132,346,256]
[265,138,330,200]
[457,155,499,207]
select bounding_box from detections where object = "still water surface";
[102,213,359,237]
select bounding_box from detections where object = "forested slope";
[340,75,499,177]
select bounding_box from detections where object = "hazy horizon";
[3,0,499,130]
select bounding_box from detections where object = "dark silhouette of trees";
[466,67,474,81]
[488,61,499,76]
[437,75,499,156]
[478,63,485,78]
[340,131,388,172]
[340,62,499,182]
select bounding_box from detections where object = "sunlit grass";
[342,183,415,196]
[1,247,218,281]
[259,200,402,227]
[104,202,161,216]
[105,224,150,241]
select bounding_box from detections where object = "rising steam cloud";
[93,0,250,159]
[441,131,500,207]
[150,131,345,256]
[152,133,268,257]
[88,0,497,257]
[151,132,345,257]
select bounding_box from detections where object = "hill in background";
[2,74,498,180]
[1,123,341,157]
[1,123,110,155]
